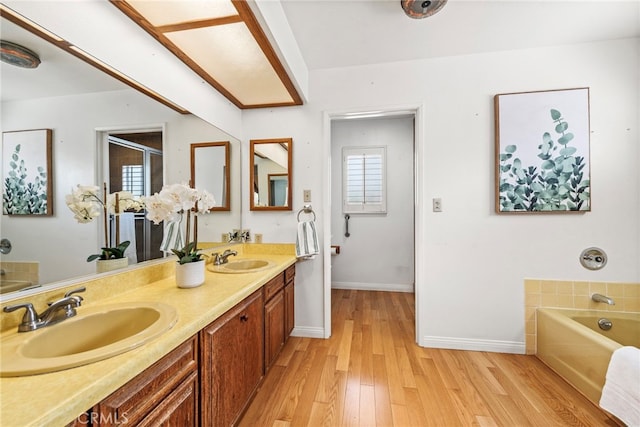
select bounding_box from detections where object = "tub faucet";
[591,293,615,305]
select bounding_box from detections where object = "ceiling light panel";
[126,0,238,26]
[114,0,302,108]
[166,24,293,105]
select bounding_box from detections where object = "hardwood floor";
[240,289,620,427]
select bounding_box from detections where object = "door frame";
[322,104,424,342]
[95,123,166,261]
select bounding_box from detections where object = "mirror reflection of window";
[122,165,144,196]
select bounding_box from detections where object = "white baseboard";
[331,281,414,293]
[421,336,525,354]
[291,326,326,339]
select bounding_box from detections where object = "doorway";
[100,129,164,264]
[323,106,424,343]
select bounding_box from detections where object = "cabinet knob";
[240,314,248,322]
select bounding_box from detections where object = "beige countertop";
[0,244,296,427]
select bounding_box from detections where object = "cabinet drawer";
[285,264,295,284]
[264,273,285,302]
[95,335,198,426]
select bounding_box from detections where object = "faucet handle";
[3,303,39,332]
[64,286,86,298]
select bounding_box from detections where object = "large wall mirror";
[250,138,292,211]
[190,141,230,211]
[0,15,241,301]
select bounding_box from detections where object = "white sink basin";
[0,301,177,377]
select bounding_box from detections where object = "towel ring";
[297,204,316,221]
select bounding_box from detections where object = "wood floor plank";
[336,320,354,371]
[341,371,360,427]
[414,367,461,426]
[240,289,622,427]
[358,384,376,427]
[288,345,331,426]
[379,318,406,406]
[308,401,331,427]
[403,386,430,427]
[360,323,374,386]
[395,344,417,388]
[314,355,339,403]
[371,316,384,355]
[389,403,411,426]
[372,354,393,427]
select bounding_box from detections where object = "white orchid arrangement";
[143,183,215,264]
[65,184,144,261]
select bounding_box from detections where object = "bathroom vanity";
[0,244,297,427]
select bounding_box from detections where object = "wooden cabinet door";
[200,289,264,427]
[284,279,295,338]
[264,289,285,369]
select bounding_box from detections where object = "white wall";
[243,38,640,350]
[1,89,239,285]
[330,116,415,292]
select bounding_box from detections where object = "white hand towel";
[160,220,184,254]
[118,212,137,264]
[296,220,319,259]
[599,346,640,426]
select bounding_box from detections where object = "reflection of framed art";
[495,88,590,213]
[2,129,53,215]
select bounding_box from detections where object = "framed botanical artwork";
[494,88,590,213]
[2,129,53,215]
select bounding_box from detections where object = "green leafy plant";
[87,241,131,262]
[2,144,48,214]
[171,241,206,265]
[498,108,590,212]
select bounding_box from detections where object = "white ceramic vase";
[96,257,129,273]
[175,261,205,288]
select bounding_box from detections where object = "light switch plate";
[303,189,311,203]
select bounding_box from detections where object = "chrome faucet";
[212,249,238,265]
[591,293,615,305]
[3,287,86,332]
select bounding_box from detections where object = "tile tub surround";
[0,244,296,426]
[0,261,39,285]
[524,279,640,354]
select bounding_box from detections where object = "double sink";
[1,258,273,377]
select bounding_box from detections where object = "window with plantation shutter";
[342,146,386,213]
[122,165,144,196]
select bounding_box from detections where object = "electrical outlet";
[433,198,442,212]
[303,189,311,203]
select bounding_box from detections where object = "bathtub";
[536,308,640,404]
